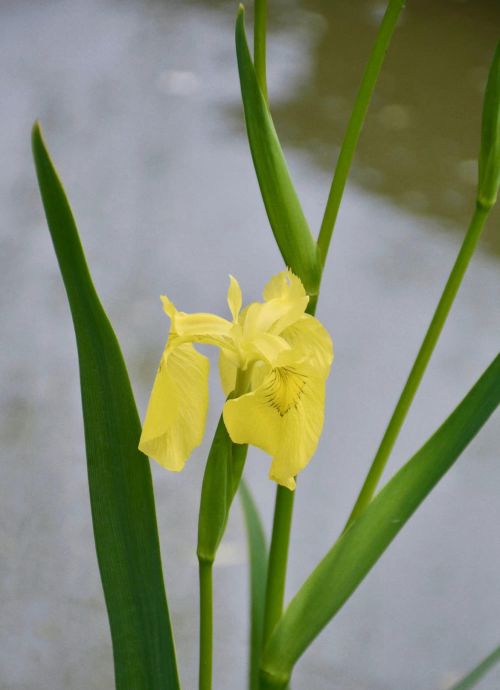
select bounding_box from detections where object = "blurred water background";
[1,1,499,688]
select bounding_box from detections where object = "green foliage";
[235,6,321,297]
[261,355,500,687]
[448,644,500,690]
[478,41,500,209]
[316,0,406,266]
[32,123,180,690]
[239,480,268,690]
[30,3,500,689]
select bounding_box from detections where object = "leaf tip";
[31,119,43,149]
[235,3,247,49]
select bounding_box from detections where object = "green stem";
[198,559,213,690]
[345,202,490,530]
[253,0,296,677]
[316,0,405,268]
[261,297,317,652]
[259,670,289,690]
[254,0,268,102]
[259,2,404,685]
[448,643,500,690]
[262,486,295,647]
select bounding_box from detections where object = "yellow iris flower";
[139,270,333,490]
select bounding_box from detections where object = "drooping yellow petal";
[281,313,334,371]
[227,275,242,322]
[139,343,209,471]
[161,295,236,351]
[223,359,327,490]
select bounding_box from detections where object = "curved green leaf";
[235,6,320,296]
[261,355,500,687]
[239,479,268,690]
[32,122,180,690]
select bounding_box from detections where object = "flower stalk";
[345,201,491,530]
[262,485,295,647]
[316,0,406,269]
[345,38,500,529]
[199,560,213,690]
[260,0,405,678]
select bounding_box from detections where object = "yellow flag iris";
[139,270,333,489]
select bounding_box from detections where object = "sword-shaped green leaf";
[260,355,500,688]
[240,479,268,690]
[235,6,320,297]
[32,122,180,690]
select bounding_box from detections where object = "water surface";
[0,1,499,689]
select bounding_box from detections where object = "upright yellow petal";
[243,286,308,339]
[223,359,327,489]
[281,313,334,371]
[139,343,209,471]
[227,275,242,322]
[263,268,307,302]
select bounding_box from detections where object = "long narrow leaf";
[239,479,268,690]
[32,122,180,690]
[235,7,320,297]
[261,355,500,686]
[448,644,500,690]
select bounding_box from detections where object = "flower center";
[263,366,308,417]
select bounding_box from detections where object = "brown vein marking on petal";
[263,366,308,417]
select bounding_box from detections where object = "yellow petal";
[244,270,309,337]
[139,343,209,471]
[281,313,333,371]
[243,331,291,366]
[161,295,235,351]
[243,291,308,339]
[218,348,238,396]
[263,269,306,302]
[233,271,308,346]
[223,361,327,489]
[227,275,242,322]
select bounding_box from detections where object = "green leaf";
[32,122,180,690]
[260,355,500,688]
[197,415,248,563]
[235,6,321,297]
[239,479,268,690]
[478,41,500,209]
[448,644,500,690]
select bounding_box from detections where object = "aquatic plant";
[32,2,500,688]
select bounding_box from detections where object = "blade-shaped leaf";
[261,355,500,687]
[197,415,248,563]
[239,479,268,690]
[235,6,320,297]
[32,122,180,690]
[448,644,500,690]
